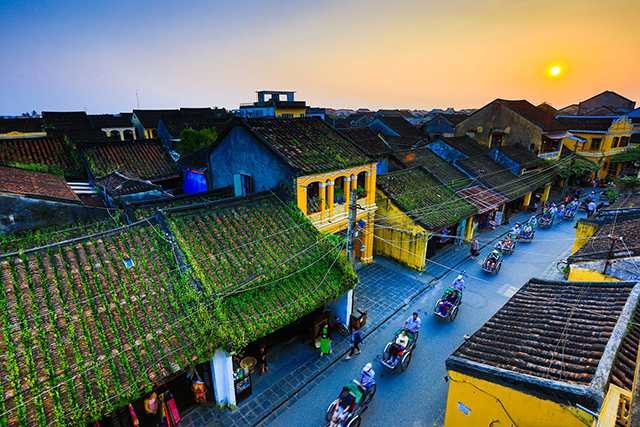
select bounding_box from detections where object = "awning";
[544,131,573,140]
[457,185,508,214]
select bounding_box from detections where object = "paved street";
[182,206,580,427]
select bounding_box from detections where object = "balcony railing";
[596,384,631,427]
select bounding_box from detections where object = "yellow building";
[373,167,477,271]
[557,115,637,179]
[207,116,378,263]
[0,117,45,138]
[444,278,639,427]
[238,90,308,118]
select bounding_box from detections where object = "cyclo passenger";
[485,249,501,268]
[387,330,409,364]
[494,239,505,251]
[329,388,356,427]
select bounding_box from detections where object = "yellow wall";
[596,384,632,427]
[296,163,378,263]
[444,371,595,427]
[275,107,307,117]
[0,131,46,138]
[572,221,600,254]
[568,266,622,282]
[373,190,430,271]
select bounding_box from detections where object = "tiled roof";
[42,111,92,129]
[133,109,181,129]
[600,193,640,214]
[240,117,372,175]
[0,136,83,177]
[88,114,134,129]
[569,216,640,261]
[0,215,127,255]
[165,192,357,344]
[498,144,545,169]
[436,113,469,125]
[556,116,616,133]
[46,128,111,145]
[498,99,567,132]
[339,127,393,157]
[455,154,536,201]
[392,148,471,189]
[0,165,79,201]
[0,222,212,427]
[129,187,234,221]
[0,118,44,134]
[382,135,424,149]
[82,140,180,181]
[436,136,489,157]
[176,145,211,171]
[180,107,229,121]
[456,185,507,214]
[611,300,640,392]
[373,117,427,138]
[376,168,478,231]
[94,171,160,196]
[448,279,635,405]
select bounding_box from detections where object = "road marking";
[503,286,518,298]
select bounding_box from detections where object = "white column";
[210,348,236,408]
[326,289,353,328]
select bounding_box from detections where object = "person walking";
[258,344,270,374]
[470,238,480,258]
[345,326,363,360]
[317,324,332,357]
[557,204,565,224]
[587,200,596,218]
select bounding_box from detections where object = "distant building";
[577,91,635,116]
[237,90,307,118]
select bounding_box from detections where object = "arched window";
[109,130,121,139]
[123,129,134,140]
[356,172,367,199]
[307,182,321,213]
[334,177,345,204]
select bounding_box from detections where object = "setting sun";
[550,66,561,76]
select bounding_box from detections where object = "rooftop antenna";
[136,87,140,109]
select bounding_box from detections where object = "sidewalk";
[180,210,535,427]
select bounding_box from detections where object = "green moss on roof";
[395,148,470,189]
[167,194,357,347]
[244,117,372,175]
[377,168,478,230]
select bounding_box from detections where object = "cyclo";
[325,377,375,427]
[380,328,417,371]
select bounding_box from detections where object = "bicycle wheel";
[556,259,568,274]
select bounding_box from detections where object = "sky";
[1,0,639,115]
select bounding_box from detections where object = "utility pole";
[346,188,358,267]
[603,234,623,275]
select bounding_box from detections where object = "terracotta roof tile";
[456,185,507,213]
[372,117,427,138]
[129,186,234,220]
[393,148,471,189]
[0,222,211,427]
[82,139,180,181]
[165,192,357,342]
[0,165,79,201]
[94,171,160,196]
[570,216,640,261]
[0,136,83,177]
[455,155,536,201]
[340,127,393,157]
[376,168,478,231]
[450,279,634,386]
[498,99,568,132]
[498,145,545,169]
[242,117,372,175]
[556,116,617,133]
[436,136,489,157]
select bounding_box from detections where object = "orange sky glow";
[1,0,639,114]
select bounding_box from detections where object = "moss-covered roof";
[393,148,471,189]
[0,222,211,426]
[242,117,372,175]
[82,140,180,181]
[456,155,536,201]
[376,168,478,231]
[165,192,358,345]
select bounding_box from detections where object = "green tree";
[176,128,217,155]
[553,158,600,179]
